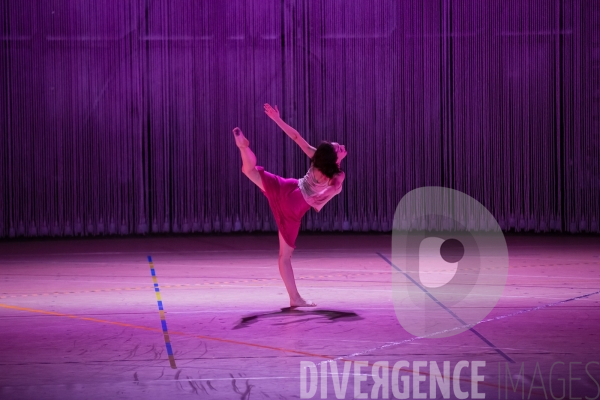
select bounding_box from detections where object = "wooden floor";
[0,233,599,399]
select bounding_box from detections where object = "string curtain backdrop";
[1,0,599,238]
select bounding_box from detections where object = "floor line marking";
[376,252,515,363]
[0,302,510,392]
[3,244,598,257]
[0,303,340,361]
[333,285,600,362]
[147,256,177,369]
[4,283,596,299]
[0,271,400,299]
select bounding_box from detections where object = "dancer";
[232,103,347,307]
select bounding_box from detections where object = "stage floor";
[1,233,599,399]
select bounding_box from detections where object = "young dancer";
[232,103,347,307]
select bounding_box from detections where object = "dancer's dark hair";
[311,141,342,179]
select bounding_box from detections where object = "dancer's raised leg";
[233,127,264,191]
[278,231,316,307]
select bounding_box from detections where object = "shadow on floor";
[233,308,363,329]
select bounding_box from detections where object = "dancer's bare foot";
[232,127,249,148]
[290,297,317,308]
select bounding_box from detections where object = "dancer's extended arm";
[264,103,316,158]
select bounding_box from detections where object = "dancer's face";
[331,142,347,163]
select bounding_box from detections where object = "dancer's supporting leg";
[233,127,264,191]
[233,127,314,307]
[278,231,316,307]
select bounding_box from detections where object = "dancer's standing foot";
[277,232,317,308]
[290,297,317,308]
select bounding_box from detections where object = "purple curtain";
[1,0,599,238]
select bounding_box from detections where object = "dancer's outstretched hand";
[264,103,280,120]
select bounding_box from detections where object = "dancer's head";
[331,142,347,163]
[311,141,346,178]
